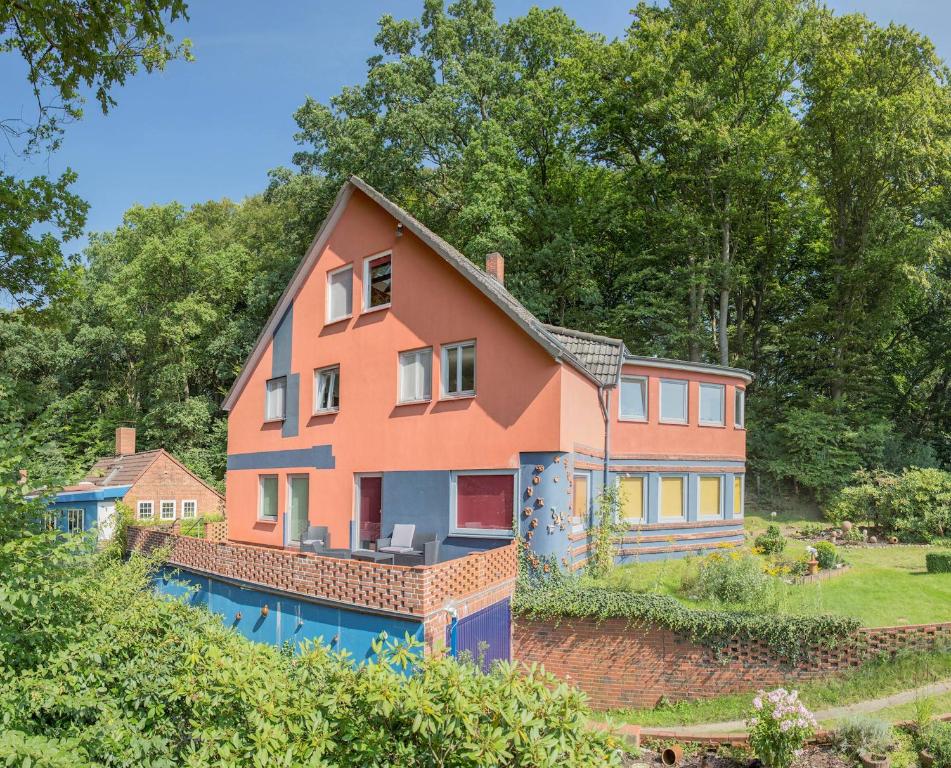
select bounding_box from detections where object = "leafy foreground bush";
[514,582,860,663]
[754,524,787,555]
[826,468,951,541]
[0,552,619,767]
[682,552,773,605]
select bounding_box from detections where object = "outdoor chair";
[300,525,330,554]
[377,524,440,566]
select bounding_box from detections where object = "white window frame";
[326,263,354,323]
[362,251,392,313]
[182,500,197,519]
[735,387,746,428]
[697,474,724,520]
[160,499,176,520]
[659,379,689,424]
[397,347,432,404]
[449,469,518,538]
[66,508,84,533]
[137,500,154,520]
[617,473,648,523]
[44,510,59,531]
[619,375,648,422]
[572,472,592,520]
[258,474,279,522]
[733,474,745,517]
[314,364,340,414]
[265,376,287,422]
[440,340,476,398]
[657,473,688,520]
[699,383,725,427]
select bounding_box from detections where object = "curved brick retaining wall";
[514,617,951,710]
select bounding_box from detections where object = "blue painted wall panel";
[47,499,100,534]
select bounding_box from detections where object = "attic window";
[327,264,353,322]
[265,377,286,421]
[441,341,475,398]
[363,253,391,311]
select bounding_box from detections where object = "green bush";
[755,524,786,555]
[798,522,826,538]
[683,552,772,605]
[513,582,860,663]
[815,541,838,570]
[922,721,951,766]
[826,468,951,542]
[926,552,951,574]
[832,716,893,757]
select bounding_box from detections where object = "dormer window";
[363,253,392,311]
[265,376,287,421]
[326,264,353,323]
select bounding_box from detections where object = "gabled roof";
[64,448,224,500]
[221,176,602,411]
[543,325,623,386]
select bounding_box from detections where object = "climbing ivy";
[512,583,861,663]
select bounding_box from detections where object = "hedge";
[512,583,861,663]
[926,552,951,574]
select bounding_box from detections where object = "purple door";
[449,598,511,670]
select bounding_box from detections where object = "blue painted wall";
[47,499,100,533]
[154,567,424,660]
[518,452,573,569]
[378,470,510,559]
[271,304,300,439]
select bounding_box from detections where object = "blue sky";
[2,0,948,258]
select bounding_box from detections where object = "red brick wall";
[125,453,223,520]
[127,527,516,652]
[514,617,951,710]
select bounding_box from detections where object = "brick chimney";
[485,252,504,285]
[116,427,136,456]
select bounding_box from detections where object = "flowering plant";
[747,688,817,768]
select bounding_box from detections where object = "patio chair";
[300,525,330,554]
[377,524,440,566]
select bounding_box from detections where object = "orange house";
[222,177,751,568]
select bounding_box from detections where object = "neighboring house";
[46,427,224,541]
[221,176,751,568]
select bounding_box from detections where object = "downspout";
[597,386,611,493]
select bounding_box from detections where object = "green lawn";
[605,651,951,728]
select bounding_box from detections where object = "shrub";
[798,522,826,538]
[832,716,893,757]
[513,582,861,662]
[815,541,838,570]
[755,524,786,555]
[926,552,951,574]
[922,721,951,766]
[827,468,951,542]
[747,688,817,768]
[684,552,772,606]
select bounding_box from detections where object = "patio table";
[350,549,395,565]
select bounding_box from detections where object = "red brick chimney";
[485,252,504,285]
[116,427,136,456]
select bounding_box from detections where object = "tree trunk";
[718,199,731,367]
[687,252,701,362]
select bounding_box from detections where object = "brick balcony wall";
[127,527,517,651]
[514,618,951,710]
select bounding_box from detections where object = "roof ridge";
[542,323,624,347]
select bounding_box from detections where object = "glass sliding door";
[286,475,310,545]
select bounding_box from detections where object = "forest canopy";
[2,0,950,503]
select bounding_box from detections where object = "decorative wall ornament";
[554,456,561,464]
[553,476,559,483]
[534,464,545,473]
[529,518,538,529]
[535,498,544,508]
[523,506,533,517]
[532,476,540,485]
[525,486,533,497]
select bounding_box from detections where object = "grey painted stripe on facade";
[578,455,745,469]
[226,445,335,471]
[282,372,300,438]
[272,305,293,377]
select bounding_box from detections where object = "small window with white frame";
[659,379,689,424]
[259,475,278,521]
[314,365,340,413]
[441,340,475,398]
[363,252,391,311]
[326,264,353,322]
[265,376,286,421]
[66,508,84,533]
[182,500,197,519]
[735,387,745,428]
[44,510,58,531]
[450,470,517,537]
[137,500,154,520]
[160,500,176,520]
[398,347,432,403]
[699,383,725,426]
[620,375,648,421]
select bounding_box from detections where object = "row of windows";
[326,252,392,323]
[136,500,198,520]
[264,340,477,420]
[620,376,745,428]
[615,474,742,521]
[257,469,517,539]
